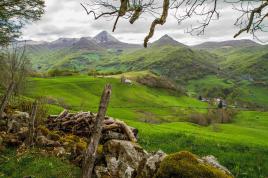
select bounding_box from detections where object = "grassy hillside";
[27,47,116,72]
[214,45,268,83]
[25,75,207,123]
[100,45,221,83]
[187,75,268,107]
[27,45,222,84]
[22,75,268,178]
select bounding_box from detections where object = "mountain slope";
[219,45,268,82]
[151,35,187,47]
[193,39,260,50]
[93,31,141,49]
[72,37,105,51]
[100,45,221,83]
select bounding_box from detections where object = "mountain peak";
[160,34,173,40]
[152,34,187,47]
[93,31,119,43]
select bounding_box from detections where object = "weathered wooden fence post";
[82,84,112,178]
[28,100,38,146]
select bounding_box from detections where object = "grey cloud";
[21,0,268,45]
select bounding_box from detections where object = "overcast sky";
[21,0,268,45]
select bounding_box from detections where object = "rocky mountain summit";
[0,110,233,178]
[23,31,141,50]
[151,34,187,47]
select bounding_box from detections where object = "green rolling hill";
[7,34,268,177]
[21,75,268,178]
[100,45,221,83]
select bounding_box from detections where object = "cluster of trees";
[88,69,123,77]
[0,0,44,46]
[0,46,31,117]
[188,108,237,126]
[0,0,45,117]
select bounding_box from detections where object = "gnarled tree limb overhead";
[81,0,268,47]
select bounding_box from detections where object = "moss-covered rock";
[154,151,233,178]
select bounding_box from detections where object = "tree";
[0,44,31,117]
[0,0,45,46]
[81,0,268,47]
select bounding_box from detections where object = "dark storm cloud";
[21,0,268,44]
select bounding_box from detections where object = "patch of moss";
[38,125,50,136]
[38,125,61,141]
[76,139,87,152]
[154,151,232,178]
[48,131,61,141]
[59,134,87,153]
[97,144,103,155]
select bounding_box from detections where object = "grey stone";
[136,150,167,178]
[201,155,232,176]
[103,139,148,178]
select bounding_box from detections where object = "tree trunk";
[82,84,112,178]
[0,82,15,118]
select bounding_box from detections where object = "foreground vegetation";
[19,75,268,178]
[0,148,81,178]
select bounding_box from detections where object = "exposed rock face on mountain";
[93,31,141,49]
[193,39,260,50]
[48,38,80,49]
[72,37,105,51]
[0,110,233,178]
[151,34,187,47]
[21,31,141,50]
[93,31,120,44]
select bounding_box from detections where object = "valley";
[1,31,268,178]
[20,75,268,178]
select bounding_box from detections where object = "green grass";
[187,75,234,97]
[21,75,268,178]
[100,46,220,83]
[238,85,268,107]
[213,45,268,82]
[132,111,268,178]
[187,75,268,107]
[25,75,207,123]
[0,148,81,178]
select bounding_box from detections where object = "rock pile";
[46,109,138,143]
[0,110,234,178]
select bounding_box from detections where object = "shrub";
[154,151,232,178]
[189,113,211,126]
[87,70,123,76]
[136,75,185,94]
[188,109,237,126]
[48,69,79,77]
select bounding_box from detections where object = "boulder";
[154,151,233,178]
[52,147,66,157]
[7,111,29,133]
[103,139,148,178]
[101,131,128,143]
[0,111,7,118]
[94,166,111,178]
[1,132,22,146]
[17,127,29,141]
[136,150,167,178]
[201,155,232,176]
